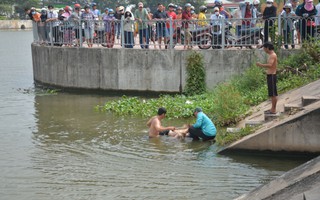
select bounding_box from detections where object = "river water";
[0,30,311,200]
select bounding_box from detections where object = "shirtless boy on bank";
[256,42,278,114]
[147,107,189,138]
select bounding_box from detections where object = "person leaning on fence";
[135,2,151,49]
[281,3,296,49]
[123,10,135,48]
[263,0,277,43]
[295,0,318,42]
[182,3,193,50]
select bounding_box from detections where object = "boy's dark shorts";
[159,130,170,136]
[267,74,278,97]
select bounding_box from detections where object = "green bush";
[184,51,206,96]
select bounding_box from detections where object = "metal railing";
[32,16,320,50]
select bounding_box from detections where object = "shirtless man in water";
[147,107,189,138]
[256,42,278,114]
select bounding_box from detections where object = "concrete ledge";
[235,156,320,200]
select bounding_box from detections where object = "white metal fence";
[32,16,320,49]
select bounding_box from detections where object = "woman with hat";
[188,107,216,141]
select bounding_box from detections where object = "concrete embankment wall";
[0,20,32,29]
[31,44,297,93]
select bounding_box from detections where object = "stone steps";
[228,95,320,132]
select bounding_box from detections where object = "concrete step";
[264,112,281,121]
[245,120,264,127]
[302,95,320,107]
[284,104,304,115]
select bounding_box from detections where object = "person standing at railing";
[198,6,208,28]
[214,0,232,19]
[263,0,277,43]
[232,5,243,36]
[46,5,60,46]
[296,0,318,42]
[91,3,101,20]
[61,6,73,47]
[210,7,225,48]
[69,4,82,47]
[175,6,183,44]
[166,3,177,45]
[316,2,320,26]
[147,8,157,49]
[153,3,169,49]
[281,3,296,49]
[182,3,193,50]
[282,0,301,43]
[81,5,95,48]
[135,2,151,49]
[39,8,48,45]
[123,10,135,48]
[115,6,125,40]
[240,0,257,30]
[102,8,116,48]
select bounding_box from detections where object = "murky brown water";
[0,30,311,200]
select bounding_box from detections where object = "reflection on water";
[29,94,310,199]
[0,30,312,200]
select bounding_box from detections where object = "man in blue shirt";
[188,107,216,141]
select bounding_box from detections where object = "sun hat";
[138,2,144,8]
[194,107,203,113]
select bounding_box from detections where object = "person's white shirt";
[210,13,225,34]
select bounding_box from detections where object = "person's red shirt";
[182,10,192,29]
[166,11,177,29]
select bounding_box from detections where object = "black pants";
[188,126,215,141]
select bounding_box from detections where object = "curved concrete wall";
[31,44,297,93]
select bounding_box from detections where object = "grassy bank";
[97,40,320,145]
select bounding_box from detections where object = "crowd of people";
[27,0,320,49]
